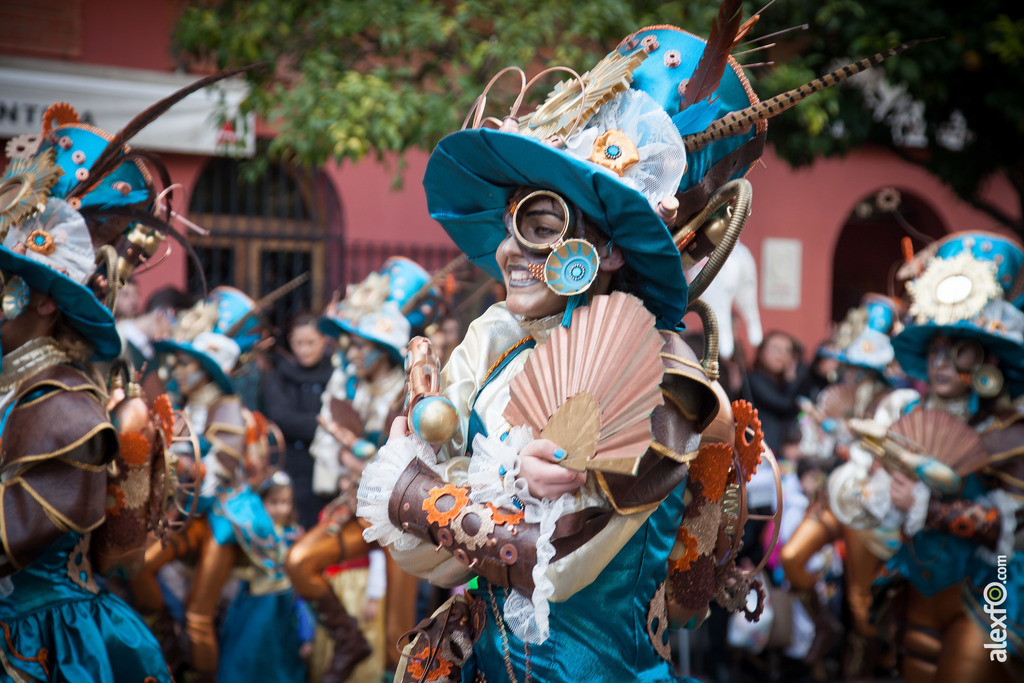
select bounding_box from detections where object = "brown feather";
[731,14,760,49]
[67,63,269,200]
[681,0,744,109]
[683,40,931,151]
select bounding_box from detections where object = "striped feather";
[683,40,924,151]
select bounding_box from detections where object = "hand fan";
[503,291,665,475]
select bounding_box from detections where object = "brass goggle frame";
[510,190,574,253]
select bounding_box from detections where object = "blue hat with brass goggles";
[424,15,918,329]
[893,231,1024,397]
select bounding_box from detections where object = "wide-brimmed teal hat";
[893,232,1024,395]
[153,331,241,395]
[842,294,900,374]
[423,25,763,329]
[0,197,121,359]
[320,299,411,363]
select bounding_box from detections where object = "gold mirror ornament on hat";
[0,150,63,241]
[907,252,1001,326]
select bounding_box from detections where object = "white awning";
[0,56,255,157]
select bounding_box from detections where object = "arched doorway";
[187,156,344,332]
[831,188,947,322]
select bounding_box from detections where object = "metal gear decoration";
[520,47,648,141]
[423,483,470,527]
[5,134,42,160]
[0,149,63,241]
[41,102,81,134]
[451,503,495,551]
[907,252,1001,325]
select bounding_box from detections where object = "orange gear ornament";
[41,102,80,135]
[119,431,151,466]
[688,442,732,502]
[486,503,524,526]
[423,483,469,527]
[731,400,764,483]
[153,394,175,446]
[667,526,699,573]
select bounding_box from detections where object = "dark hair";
[285,311,319,338]
[144,286,195,313]
[753,330,799,373]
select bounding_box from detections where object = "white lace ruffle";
[563,89,687,209]
[903,481,931,536]
[465,427,576,644]
[357,434,443,552]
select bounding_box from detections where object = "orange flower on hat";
[689,443,731,502]
[423,483,469,527]
[731,400,764,483]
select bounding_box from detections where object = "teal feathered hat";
[0,67,261,361]
[422,1,920,329]
[893,231,1024,396]
[319,267,413,363]
[842,294,900,374]
[153,299,242,394]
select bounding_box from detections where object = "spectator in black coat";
[264,312,333,529]
[747,330,811,454]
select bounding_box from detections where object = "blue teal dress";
[466,477,692,682]
[0,533,171,682]
[217,525,311,683]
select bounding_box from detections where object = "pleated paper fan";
[503,291,665,475]
[889,409,988,477]
[816,384,858,420]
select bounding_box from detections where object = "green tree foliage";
[174,0,1023,232]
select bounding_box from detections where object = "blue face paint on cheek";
[362,348,383,370]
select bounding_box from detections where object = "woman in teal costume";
[354,19,783,682]
[149,312,283,681]
[829,231,1024,681]
[0,185,170,680]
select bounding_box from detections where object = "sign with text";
[760,238,802,310]
[0,57,254,157]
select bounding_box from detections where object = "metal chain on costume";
[486,584,531,683]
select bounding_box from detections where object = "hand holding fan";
[502,292,665,475]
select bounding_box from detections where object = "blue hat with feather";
[892,231,1024,395]
[422,3,918,329]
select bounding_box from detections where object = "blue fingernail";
[554,448,566,460]
[499,466,507,476]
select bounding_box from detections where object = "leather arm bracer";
[388,458,539,594]
[924,497,1001,549]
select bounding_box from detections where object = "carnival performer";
[0,102,179,680]
[217,470,313,683]
[131,300,281,682]
[782,293,903,680]
[285,282,409,682]
[829,232,1024,682]
[352,4,923,676]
